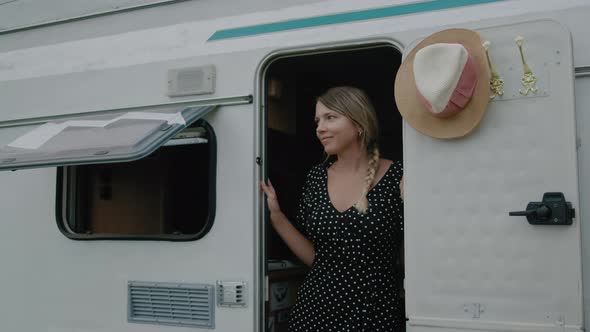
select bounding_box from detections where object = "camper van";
[0,0,589,331]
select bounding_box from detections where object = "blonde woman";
[261,86,404,331]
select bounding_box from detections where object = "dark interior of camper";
[264,43,404,331]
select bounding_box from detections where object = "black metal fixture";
[509,192,575,225]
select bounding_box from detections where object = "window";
[0,106,216,240]
[58,120,216,240]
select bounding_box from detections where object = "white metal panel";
[0,2,588,332]
[404,20,583,331]
[574,76,590,331]
[2,0,589,81]
[0,0,322,33]
[0,1,586,125]
[0,10,264,328]
[0,0,323,52]
[0,104,256,332]
[0,0,182,30]
[0,48,264,123]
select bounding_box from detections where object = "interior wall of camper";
[264,44,403,331]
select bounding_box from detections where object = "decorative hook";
[515,36,538,95]
[482,40,504,100]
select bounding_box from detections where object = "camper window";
[56,120,216,240]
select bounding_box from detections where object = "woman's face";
[315,101,360,155]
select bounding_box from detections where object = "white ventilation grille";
[128,281,215,328]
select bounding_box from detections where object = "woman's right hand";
[261,179,315,267]
[260,179,283,216]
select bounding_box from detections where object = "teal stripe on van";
[208,0,504,41]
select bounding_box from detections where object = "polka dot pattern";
[289,160,405,332]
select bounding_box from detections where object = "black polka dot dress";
[288,160,405,332]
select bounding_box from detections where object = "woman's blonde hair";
[317,86,379,214]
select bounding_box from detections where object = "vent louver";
[128,281,215,328]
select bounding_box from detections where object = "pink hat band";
[413,44,479,118]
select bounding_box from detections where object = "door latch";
[509,192,575,225]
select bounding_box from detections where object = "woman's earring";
[358,130,362,137]
[482,40,504,100]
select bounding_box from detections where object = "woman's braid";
[354,145,380,214]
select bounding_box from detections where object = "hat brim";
[395,29,490,139]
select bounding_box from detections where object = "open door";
[403,20,583,331]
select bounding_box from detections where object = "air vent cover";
[167,65,216,97]
[128,281,215,328]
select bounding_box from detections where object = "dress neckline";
[322,161,394,214]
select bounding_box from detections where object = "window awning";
[0,105,216,171]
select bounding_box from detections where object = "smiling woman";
[315,102,361,156]
[262,43,404,332]
[315,87,383,213]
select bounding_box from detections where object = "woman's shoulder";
[381,158,403,181]
[303,163,326,183]
[309,163,326,174]
[379,158,393,170]
[379,158,402,170]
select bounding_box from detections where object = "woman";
[261,86,404,332]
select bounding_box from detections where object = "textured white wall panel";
[0,104,256,332]
[575,77,590,332]
[404,20,582,331]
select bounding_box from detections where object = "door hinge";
[264,275,269,302]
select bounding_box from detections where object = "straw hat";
[395,28,490,139]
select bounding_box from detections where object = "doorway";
[262,42,404,332]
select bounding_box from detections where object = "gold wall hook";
[515,36,538,95]
[482,40,504,100]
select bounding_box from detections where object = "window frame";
[54,119,217,241]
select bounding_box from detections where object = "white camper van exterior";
[0,0,589,331]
